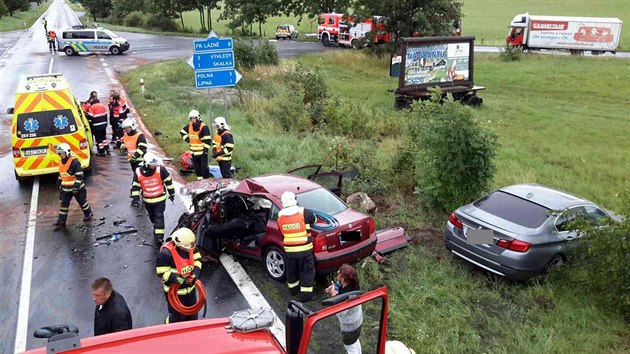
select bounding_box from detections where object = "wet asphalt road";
[0,1,257,352]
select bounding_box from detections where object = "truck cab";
[506,13,529,46]
[25,287,410,354]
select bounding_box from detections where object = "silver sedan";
[444,184,614,280]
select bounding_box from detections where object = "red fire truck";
[25,287,416,353]
[318,13,392,49]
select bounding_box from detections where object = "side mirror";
[7,107,14,114]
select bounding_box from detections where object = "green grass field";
[462,0,630,50]
[0,0,51,32]
[121,50,630,351]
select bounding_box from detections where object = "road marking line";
[48,56,54,73]
[104,62,287,349]
[102,63,108,67]
[220,254,286,348]
[14,178,40,353]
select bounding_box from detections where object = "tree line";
[1,0,462,39]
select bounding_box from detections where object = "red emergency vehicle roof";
[25,319,284,354]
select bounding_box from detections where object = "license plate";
[23,148,48,156]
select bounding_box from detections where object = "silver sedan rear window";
[473,191,551,228]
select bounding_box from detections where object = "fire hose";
[167,278,208,318]
[312,210,339,231]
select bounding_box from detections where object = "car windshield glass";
[16,109,78,139]
[297,188,347,215]
[473,191,551,228]
[106,30,118,38]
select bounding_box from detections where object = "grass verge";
[121,51,630,351]
[0,0,51,32]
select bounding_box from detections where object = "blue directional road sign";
[191,51,235,70]
[194,36,233,53]
[190,31,242,89]
[195,69,243,89]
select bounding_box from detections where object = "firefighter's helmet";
[172,228,196,249]
[188,109,201,121]
[121,118,135,130]
[213,116,230,130]
[56,143,71,156]
[143,152,160,167]
[281,191,297,208]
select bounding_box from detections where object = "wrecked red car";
[177,174,379,281]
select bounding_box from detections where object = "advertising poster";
[404,42,470,86]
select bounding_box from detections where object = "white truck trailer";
[506,13,623,54]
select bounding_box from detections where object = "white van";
[58,25,130,56]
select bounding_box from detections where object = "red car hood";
[180,179,240,196]
[24,319,283,354]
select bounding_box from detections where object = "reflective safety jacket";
[156,241,202,295]
[87,102,108,128]
[212,129,234,162]
[278,206,316,253]
[58,156,84,192]
[130,165,174,203]
[122,131,147,161]
[180,122,211,156]
[111,99,128,119]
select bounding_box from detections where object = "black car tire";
[263,245,286,282]
[110,46,121,55]
[64,47,75,56]
[322,33,330,46]
[543,254,564,274]
[14,171,28,185]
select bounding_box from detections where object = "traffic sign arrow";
[195,69,243,89]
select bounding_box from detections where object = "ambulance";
[10,73,93,182]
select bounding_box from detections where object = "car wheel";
[110,46,121,55]
[64,47,75,56]
[322,33,330,46]
[543,255,564,274]
[351,39,360,50]
[263,245,286,282]
[276,36,280,40]
[14,171,28,185]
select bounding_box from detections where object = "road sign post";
[188,31,242,120]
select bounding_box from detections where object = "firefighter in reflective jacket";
[278,191,317,302]
[109,90,129,148]
[155,228,202,323]
[121,118,148,171]
[211,117,234,178]
[180,110,211,180]
[87,98,110,156]
[130,152,175,244]
[51,143,93,231]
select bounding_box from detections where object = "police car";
[58,25,130,56]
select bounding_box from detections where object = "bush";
[256,40,279,66]
[565,216,630,319]
[145,14,178,32]
[401,92,498,211]
[499,45,524,61]
[123,11,144,28]
[234,40,279,70]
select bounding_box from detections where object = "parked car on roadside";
[178,174,377,281]
[444,183,615,281]
[276,25,298,40]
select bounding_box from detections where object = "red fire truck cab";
[25,287,407,354]
[318,13,392,49]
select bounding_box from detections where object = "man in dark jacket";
[92,278,132,336]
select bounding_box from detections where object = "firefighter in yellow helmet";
[51,143,93,231]
[179,110,211,180]
[211,116,234,178]
[278,191,317,302]
[155,227,202,323]
[121,118,148,172]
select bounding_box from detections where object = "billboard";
[397,36,475,92]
